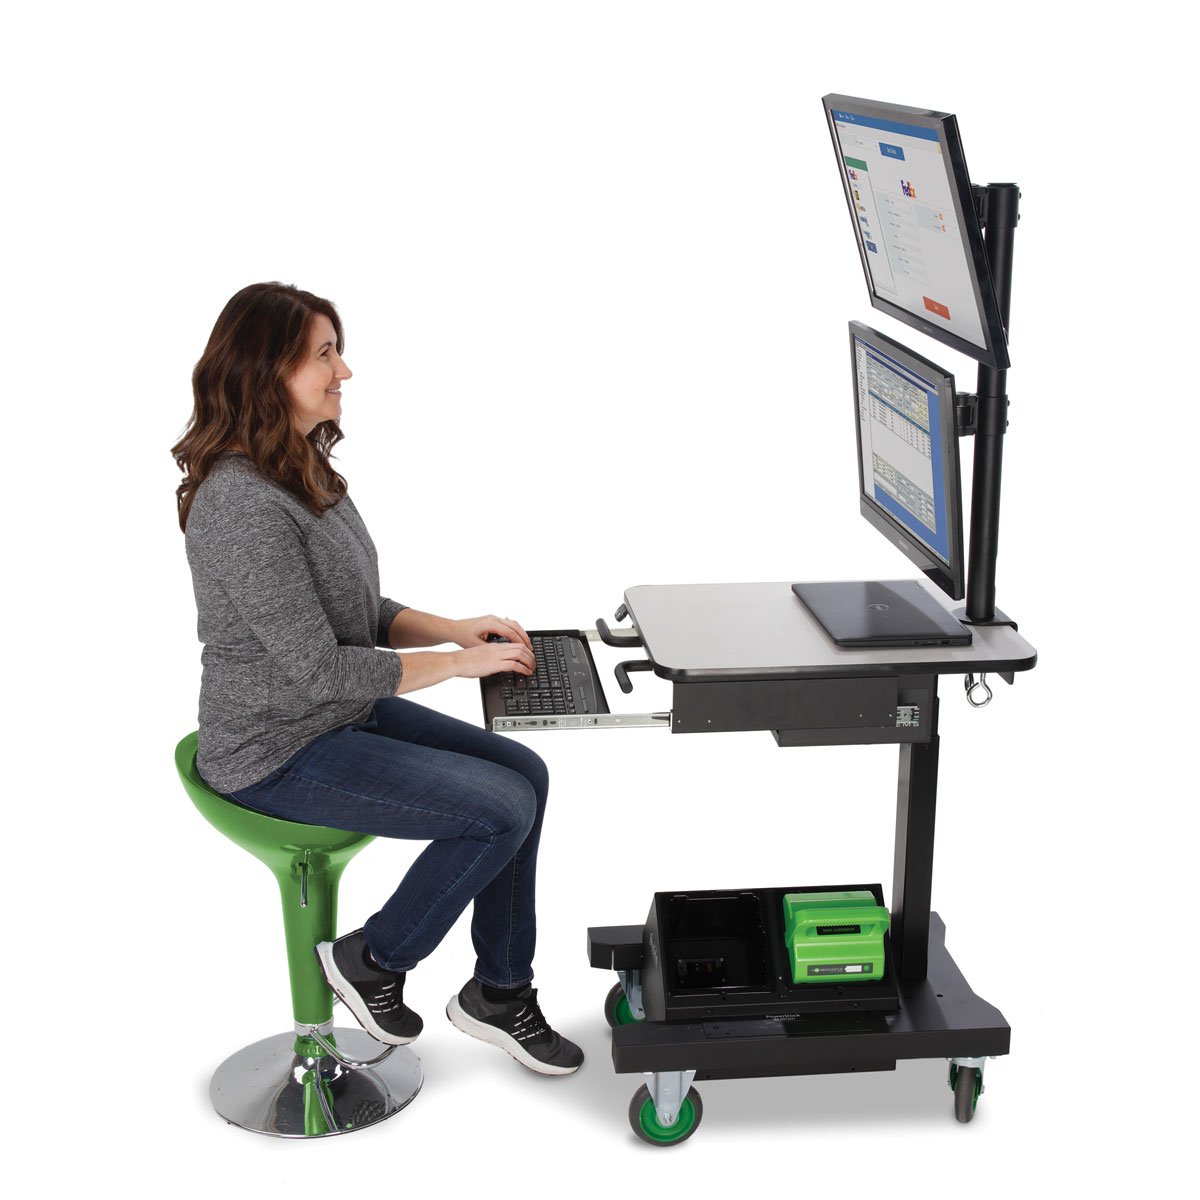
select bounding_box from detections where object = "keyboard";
[480,630,611,729]
[500,633,593,715]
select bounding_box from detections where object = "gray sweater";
[185,454,405,792]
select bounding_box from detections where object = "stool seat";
[176,733,374,865]
[175,732,421,1137]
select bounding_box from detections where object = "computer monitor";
[823,94,1010,370]
[850,321,965,600]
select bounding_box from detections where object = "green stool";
[175,732,422,1137]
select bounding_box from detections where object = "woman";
[173,281,583,1075]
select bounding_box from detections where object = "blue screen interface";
[831,107,988,354]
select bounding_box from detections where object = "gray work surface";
[623,582,1037,681]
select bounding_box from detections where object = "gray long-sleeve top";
[185,453,405,792]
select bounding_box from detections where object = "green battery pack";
[782,890,891,984]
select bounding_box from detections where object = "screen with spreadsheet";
[850,321,965,598]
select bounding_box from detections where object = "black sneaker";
[446,979,583,1075]
[314,930,423,1046]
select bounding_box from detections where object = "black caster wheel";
[628,1083,703,1147]
[949,1064,982,1123]
[604,983,644,1028]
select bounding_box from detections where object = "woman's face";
[285,314,352,434]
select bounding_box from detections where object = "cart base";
[606,913,1007,1079]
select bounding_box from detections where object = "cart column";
[891,681,940,985]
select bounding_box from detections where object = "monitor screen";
[850,321,965,599]
[824,94,1009,370]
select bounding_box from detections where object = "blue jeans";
[230,697,549,987]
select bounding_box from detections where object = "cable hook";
[964,673,993,708]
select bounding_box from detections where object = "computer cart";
[583,583,1036,1145]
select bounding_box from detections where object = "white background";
[6,1,1191,1193]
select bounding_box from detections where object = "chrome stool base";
[210,1028,423,1137]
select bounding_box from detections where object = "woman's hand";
[449,615,534,654]
[392,611,536,694]
[453,640,535,679]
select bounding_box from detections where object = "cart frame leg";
[892,684,939,984]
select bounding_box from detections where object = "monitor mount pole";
[958,181,1020,627]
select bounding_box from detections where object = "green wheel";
[628,1083,703,1147]
[952,1065,982,1123]
[604,982,643,1028]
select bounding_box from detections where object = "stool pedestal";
[211,1027,422,1138]
[175,733,422,1137]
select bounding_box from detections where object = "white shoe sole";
[445,995,580,1075]
[314,941,417,1047]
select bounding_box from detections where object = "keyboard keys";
[499,633,591,717]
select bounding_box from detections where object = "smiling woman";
[170,282,584,1078]
[286,314,352,434]
[172,282,351,529]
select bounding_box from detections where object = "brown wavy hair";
[172,282,349,531]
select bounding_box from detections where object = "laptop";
[791,580,973,649]
[480,630,612,731]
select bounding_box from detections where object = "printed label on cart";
[807,963,873,976]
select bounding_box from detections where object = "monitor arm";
[956,182,1021,629]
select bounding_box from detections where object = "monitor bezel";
[849,320,966,600]
[824,94,1010,371]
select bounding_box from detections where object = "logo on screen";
[901,180,917,199]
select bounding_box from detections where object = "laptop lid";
[792,580,972,648]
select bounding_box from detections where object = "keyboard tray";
[480,628,668,732]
